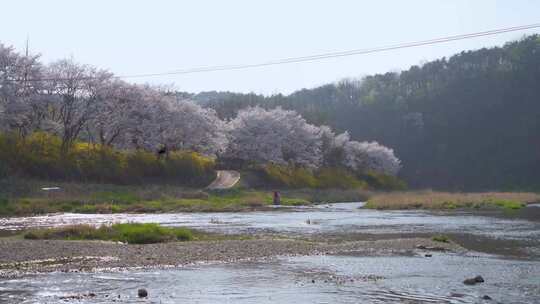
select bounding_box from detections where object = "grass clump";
[432,235,450,243]
[488,199,526,210]
[366,191,540,210]
[24,223,193,244]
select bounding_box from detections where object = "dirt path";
[207,170,241,189]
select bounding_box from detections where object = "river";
[1,203,539,303]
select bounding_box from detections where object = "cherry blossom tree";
[161,99,227,156]
[43,59,112,154]
[0,43,47,136]
[0,41,401,176]
[342,140,401,176]
[225,107,322,168]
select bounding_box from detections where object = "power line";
[8,22,540,82]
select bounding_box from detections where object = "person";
[273,191,281,206]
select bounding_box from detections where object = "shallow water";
[2,203,539,244]
[1,253,539,303]
[2,204,540,303]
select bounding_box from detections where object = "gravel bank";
[0,237,462,278]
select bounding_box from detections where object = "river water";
[1,203,540,303]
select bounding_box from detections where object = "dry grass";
[365,191,540,210]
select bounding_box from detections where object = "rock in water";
[482,295,492,300]
[463,275,485,285]
[474,275,485,283]
[138,288,148,298]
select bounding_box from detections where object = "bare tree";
[44,59,112,154]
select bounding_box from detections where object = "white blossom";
[225,107,322,168]
[343,140,401,176]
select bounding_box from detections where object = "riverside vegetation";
[0,132,395,217]
[365,191,540,210]
[24,223,195,244]
[21,223,251,244]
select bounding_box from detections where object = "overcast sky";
[2,0,539,95]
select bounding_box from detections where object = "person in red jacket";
[273,191,281,206]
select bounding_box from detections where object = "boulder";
[138,288,148,298]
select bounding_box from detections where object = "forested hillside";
[192,35,540,190]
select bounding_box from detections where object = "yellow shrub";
[0,132,216,186]
[316,168,367,189]
[262,164,318,188]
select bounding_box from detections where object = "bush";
[260,164,318,188]
[165,151,216,186]
[256,164,369,190]
[0,132,216,186]
[124,151,162,182]
[316,168,367,189]
[360,171,407,190]
[72,144,125,183]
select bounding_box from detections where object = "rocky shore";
[0,237,462,278]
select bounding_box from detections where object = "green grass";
[432,235,450,243]
[23,223,194,244]
[0,179,314,216]
[0,178,375,217]
[488,199,526,210]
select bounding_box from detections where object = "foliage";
[254,164,374,190]
[23,223,194,244]
[1,41,401,177]
[261,164,318,188]
[360,171,408,191]
[0,132,215,185]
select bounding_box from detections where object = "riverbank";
[0,237,461,278]
[365,191,540,210]
[0,178,371,216]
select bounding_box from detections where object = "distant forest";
[183,35,540,190]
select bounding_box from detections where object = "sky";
[1,0,539,95]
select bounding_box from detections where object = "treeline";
[193,35,540,190]
[0,41,402,187]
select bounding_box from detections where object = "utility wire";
[8,23,540,82]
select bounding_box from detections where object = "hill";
[193,35,540,190]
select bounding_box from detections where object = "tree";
[161,99,227,156]
[342,141,401,176]
[0,43,47,136]
[86,80,152,147]
[225,107,322,168]
[43,59,112,154]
